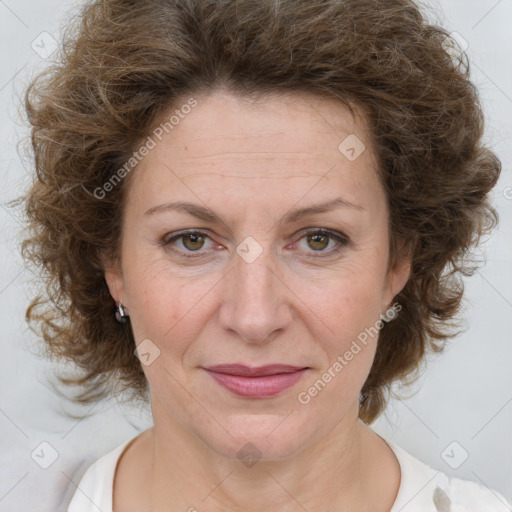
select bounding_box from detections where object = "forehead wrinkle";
[176,151,323,160]
[178,172,318,179]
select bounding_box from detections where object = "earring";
[115,300,129,323]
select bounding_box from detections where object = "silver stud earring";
[115,300,129,323]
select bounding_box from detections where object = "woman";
[21,0,511,510]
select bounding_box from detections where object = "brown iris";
[181,233,205,251]
[306,233,330,251]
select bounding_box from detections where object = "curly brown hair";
[21,0,501,424]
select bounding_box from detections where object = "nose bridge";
[219,241,291,342]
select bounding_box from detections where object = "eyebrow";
[144,197,365,224]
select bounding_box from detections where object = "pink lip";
[202,364,308,398]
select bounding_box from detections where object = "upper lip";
[203,364,307,377]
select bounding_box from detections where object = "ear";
[102,254,126,305]
[382,237,412,312]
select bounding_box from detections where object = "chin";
[198,413,315,462]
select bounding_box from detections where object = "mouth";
[202,364,309,398]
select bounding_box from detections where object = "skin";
[105,88,412,511]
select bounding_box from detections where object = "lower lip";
[203,369,308,398]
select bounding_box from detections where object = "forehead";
[129,89,382,212]
[165,90,368,163]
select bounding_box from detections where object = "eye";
[160,228,349,259]
[161,230,216,258]
[293,229,349,257]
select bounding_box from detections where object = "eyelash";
[160,229,349,259]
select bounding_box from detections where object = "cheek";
[294,259,386,341]
[291,257,386,390]
[317,284,381,375]
[300,277,382,402]
[122,255,215,350]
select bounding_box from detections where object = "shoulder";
[383,437,512,512]
[447,476,512,512]
[66,435,137,512]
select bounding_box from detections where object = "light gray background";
[0,0,511,510]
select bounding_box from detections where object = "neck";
[146,400,388,512]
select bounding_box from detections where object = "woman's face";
[105,89,411,459]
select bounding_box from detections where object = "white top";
[67,431,512,512]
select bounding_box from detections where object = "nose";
[218,246,293,344]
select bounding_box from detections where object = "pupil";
[184,233,204,250]
[308,234,328,251]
